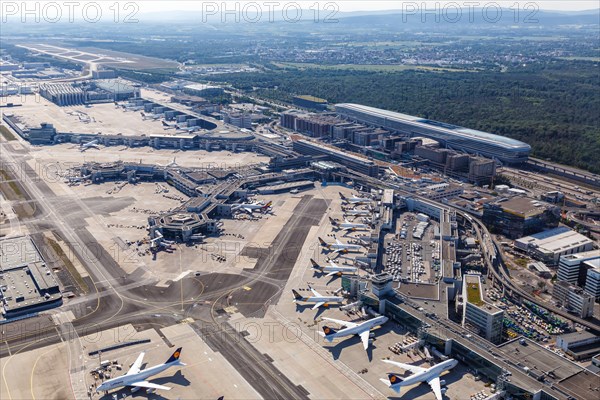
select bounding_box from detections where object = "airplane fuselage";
[319,265,358,274]
[390,359,458,390]
[98,362,176,392]
[327,316,388,339]
[330,244,361,252]
[345,210,370,216]
[339,222,369,230]
[296,295,343,304]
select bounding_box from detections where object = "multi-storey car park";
[335,103,532,165]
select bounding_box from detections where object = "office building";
[557,250,600,285]
[584,265,600,301]
[468,157,496,185]
[92,69,116,79]
[335,103,531,164]
[515,226,595,265]
[292,139,379,177]
[553,281,594,318]
[223,112,252,129]
[482,196,559,239]
[461,274,504,344]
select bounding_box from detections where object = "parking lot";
[384,212,439,283]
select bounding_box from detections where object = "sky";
[136,1,600,13]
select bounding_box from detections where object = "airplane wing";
[322,317,358,329]
[335,239,343,246]
[325,270,339,277]
[312,302,325,310]
[359,329,371,350]
[126,352,145,375]
[427,376,443,400]
[382,359,427,374]
[310,287,322,297]
[130,381,171,391]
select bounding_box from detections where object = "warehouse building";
[93,79,140,101]
[514,226,595,265]
[39,83,86,106]
[335,103,531,164]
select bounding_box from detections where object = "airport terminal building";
[335,103,531,164]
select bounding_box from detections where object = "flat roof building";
[292,139,380,177]
[335,103,531,164]
[515,226,595,265]
[0,236,62,318]
[482,197,559,239]
[461,274,504,344]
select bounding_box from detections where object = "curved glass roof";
[336,103,531,150]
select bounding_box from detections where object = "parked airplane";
[320,315,388,351]
[162,121,176,130]
[318,237,362,254]
[292,286,343,310]
[80,139,100,152]
[339,192,371,204]
[380,358,458,400]
[344,208,371,217]
[329,217,369,232]
[232,201,273,214]
[141,111,162,120]
[310,258,358,277]
[177,126,201,133]
[97,347,186,393]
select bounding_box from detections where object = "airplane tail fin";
[339,192,347,200]
[262,201,273,209]
[318,237,329,248]
[321,326,337,340]
[328,216,338,226]
[310,259,323,270]
[292,289,304,301]
[387,373,403,391]
[165,347,183,364]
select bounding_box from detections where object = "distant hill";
[137,8,600,27]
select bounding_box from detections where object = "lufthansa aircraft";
[380,358,458,400]
[97,347,186,394]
